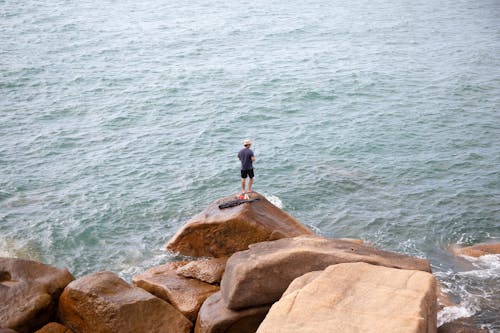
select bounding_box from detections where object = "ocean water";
[1,0,499,330]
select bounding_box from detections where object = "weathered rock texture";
[195,292,271,333]
[166,192,314,257]
[257,262,437,333]
[451,243,500,257]
[0,257,74,333]
[176,257,228,284]
[58,271,192,333]
[34,322,73,333]
[133,262,219,321]
[221,236,432,309]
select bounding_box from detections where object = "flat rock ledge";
[257,262,437,333]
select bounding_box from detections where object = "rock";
[0,257,74,333]
[438,319,489,333]
[451,243,500,257]
[281,270,322,297]
[133,262,220,321]
[34,322,73,333]
[166,192,314,257]
[0,329,19,333]
[221,236,432,309]
[257,262,437,333]
[58,271,192,333]
[176,257,228,284]
[195,292,271,333]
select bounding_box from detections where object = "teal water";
[1,0,499,329]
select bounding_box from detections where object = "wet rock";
[257,262,437,333]
[166,192,314,257]
[438,319,489,333]
[176,257,228,284]
[133,262,219,321]
[34,322,73,333]
[58,271,192,333]
[0,258,74,333]
[221,236,432,309]
[451,243,500,257]
[195,292,270,333]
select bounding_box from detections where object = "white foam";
[263,193,283,209]
[438,305,477,327]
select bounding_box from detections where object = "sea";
[1,0,499,330]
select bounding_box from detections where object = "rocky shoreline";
[1,192,497,333]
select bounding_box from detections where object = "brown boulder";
[0,257,74,333]
[133,262,219,321]
[166,192,314,257]
[34,322,73,333]
[451,243,500,257]
[0,329,19,333]
[257,262,437,333]
[221,236,432,309]
[58,271,192,333]
[176,257,228,284]
[195,292,270,333]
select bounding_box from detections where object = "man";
[238,139,256,193]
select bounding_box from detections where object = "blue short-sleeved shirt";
[238,148,254,170]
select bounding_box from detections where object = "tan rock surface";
[221,236,432,309]
[176,257,228,284]
[166,192,314,257]
[257,262,437,333]
[0,257,74,333]
[195,292,270,333]
[58,271,192,333]
[451,243,500,257]
[34,322,73,333]
[133,262,219,321]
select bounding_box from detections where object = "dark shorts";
[241,169,254,179]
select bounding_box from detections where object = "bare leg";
[248,178,253,192]
[241,178,246,192]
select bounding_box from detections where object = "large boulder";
[133,262,220,321]
[58,271,192,333]
[257,262,437,333]
[34,322,73,333]
[166,192,314,257]
[221,236,432,309]
[0,257,74,333]
[450,243,500,257]
[176,257,228,284]
[195,292,271,333]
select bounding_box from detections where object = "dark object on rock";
[133,262,219,322]
[195,292,271,333]
[58,271,192,333]
[0,257,74,333]
[166,192,315,257]
[218,198,260,209]
[221,236,432,310]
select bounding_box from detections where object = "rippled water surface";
[1,0,499,330]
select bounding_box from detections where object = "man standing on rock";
[238,139,256,193]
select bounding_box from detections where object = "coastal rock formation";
[58,271,192,333]
[257,262,437,333]
[0,257,74,333]
[221,236,432,309]
[450,243,500,257]
[438,320,489,333]
[34,322,73,333]
[195,292,271,333]
[176,257,228,284]
[166,192,314,257]
[133,262,220,321]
